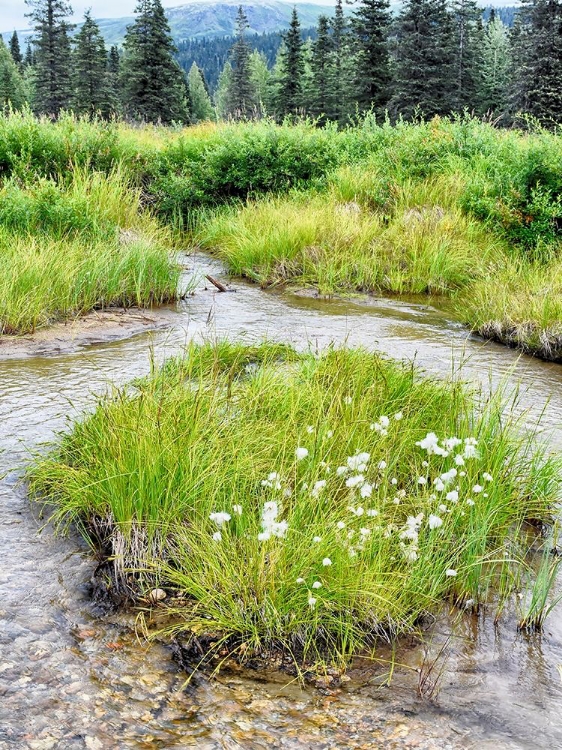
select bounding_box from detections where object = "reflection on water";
[1,254,562,749]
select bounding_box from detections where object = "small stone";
[148,588,166,603]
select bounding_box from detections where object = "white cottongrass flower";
[360,483,373,498]
[322,558,332,566]
[445,569,458,577]
[459,471,466,477]
[446,490,459,503]
[466,498,475,506]
[379,416,390,428]
[378,460,387,470]
[394,411,403,421]
[483,472,493,482]
[336,466,349,476]
[444,437,462,451]
[258,531,271,542]
[311,480,327,498]
[416,432,447,456]
[295,447,309,461]
[344,396,353,405]
[438,504,448,513]
[313,536,322,543]
[402,545,419,563]
[418,476,427,485]
[210,511,231,526]
[472,484,483,494]
[422,460,429,468]
[336,521,346,529]
[232,504,243,516]
[271,520,288,538]
[312,581,322,589]
[433,478,446,492]
[359,527,371,537]
[327,430,334,438]
[441,468,458,483]
[348,452,370,471]
[393,497,401,505]
[366,508,379,517]
[306,426,315,434]
[296,577,305,584]
[463,437,479,459]
[391,477,398,485]
[428,514,443,529]
[454,454,465,466]
[345,474,365,488]
[212,531,222,542]
[308,596,317,607]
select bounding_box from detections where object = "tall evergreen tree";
[452,0,483,110]
[106,45,122,111]
[24,42,35,68]
[352,0,392,113]
[9,32,23,68]
[511,0,562,126]
[390,0,457,119]
[310,15,333,120]
[122,0,189,123]
[73,11,113,117]
[275,7,305,117]
[227,6,256,118]
[188,61,215,121]
[25,0,74,116]
[328,0,353,123]
[479,13,510,116]
[0,39,28,109]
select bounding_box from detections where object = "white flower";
[444,437,462,451]
[336,466,349,476]
[463,437,479,459]
[378,460,387,470]
[327,430,334,438]
[391,477,398,485]
[359,527,371,537]
[336,521,346,529]
[311,480,327,498]
[345,474,365,489]
[466,498,475,506]
[445,569,457,577]
[348,453,370,471]
[296,577,305,584]
[308,596,317,607]
[366,508,378,517]
[472,484,483,494]
[483,472,493,482]
[312,581,322,589]
[422,460,429,468]
[295,447,309,461]
[268,472,280,481]
[313,536,322,543]
[418,476,427,486]
[344,396,352,405]
[212,531,222,541]
[394,411,403,421]
[428,514,443,530]
[360,483,373,498]
[441,468,458,483]
[438,504,448,513]
[258,531,271,542]
[379,416,390,428]
[454,454,465,466]
[306,426,315,434]
[459,471,466,477]
[433,478,445,492]
[446,490,459,503]
[416,432,445,456]
[262,501,278,519]
[402,546,418,563]
[210,511,231,526]
[393,498,401,505]
[271,521,288,538]
[322,558,332,566]
[232,504,243,516]
[356,506,364,516]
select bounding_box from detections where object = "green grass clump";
[198,176,503,295]
[28,342,559,667]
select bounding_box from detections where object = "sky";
[1,0,333,32]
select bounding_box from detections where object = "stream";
[1,254,562,749]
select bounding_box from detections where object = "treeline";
[1,0,561,127]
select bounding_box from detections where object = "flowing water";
[2,255,562,749]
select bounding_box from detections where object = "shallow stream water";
[1,255,562,749]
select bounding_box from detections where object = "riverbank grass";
[29,342,559,668]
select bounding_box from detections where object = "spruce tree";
[512,0,562,126]
[122,0,189,123]
[351,0,392,113]
[0,39,28,109]
[26,0,74,116]
[188,61,215,121]
[9,32,23,68]
[310,15,333,121]
[390,0,457,119]
[328,0,353,123]
[106,46,122,112]
[451,0,483,110]
[275,7,305,117]
[24,42,35,68]
[227,6,256,118]
[479,13,510,117]
[73,11,113,117]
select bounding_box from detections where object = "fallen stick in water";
[205,275,230,293]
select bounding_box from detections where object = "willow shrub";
[29,342,559,667]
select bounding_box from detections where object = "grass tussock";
[28,342,560,668]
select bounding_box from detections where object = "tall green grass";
[28,342,560,668]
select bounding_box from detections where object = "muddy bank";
[0,307,179,360]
